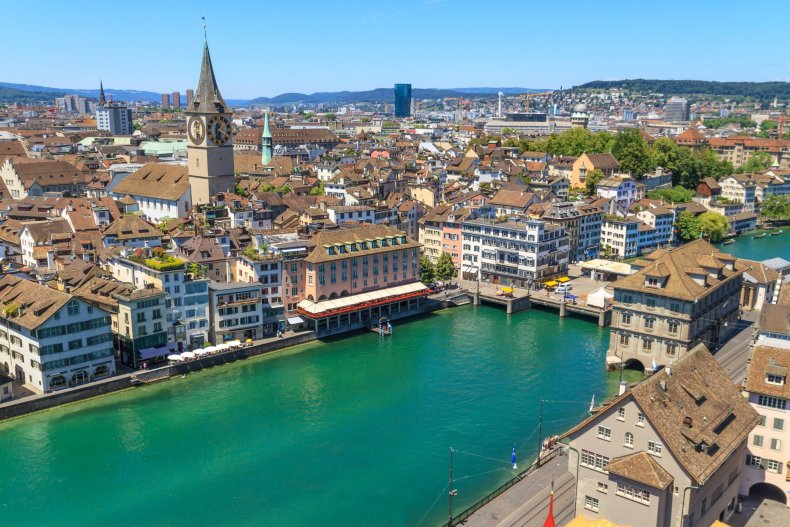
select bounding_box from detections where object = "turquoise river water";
[0,305,630,527]
[716,228,789,262]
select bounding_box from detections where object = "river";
[0,305,632,527]
[716,228,789,262]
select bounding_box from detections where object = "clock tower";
[187,40,235,205]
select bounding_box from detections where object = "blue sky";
[3,0,789,98]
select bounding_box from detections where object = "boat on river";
[753,232,767,239]
[371,317,392,336]
[723,239,735,245]
[770,230,783,236]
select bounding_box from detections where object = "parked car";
[555,284,572,295]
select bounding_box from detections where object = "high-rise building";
[96,81,133,135]
[161,93,170,109]
[172,91,181,109]
[394,83,412,118]
[186,89,194,108]
[55,94,91,114]
[664,96,689,122]
[186,40,235,204]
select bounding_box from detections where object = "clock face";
[188,117,205,144]
[207,115,231,145]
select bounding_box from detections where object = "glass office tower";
[394,83,412,117]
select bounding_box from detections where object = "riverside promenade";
[458,448,574,527]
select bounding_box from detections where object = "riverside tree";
[419,255,435,285]
[699,211,729,242]
[434,252,456,282]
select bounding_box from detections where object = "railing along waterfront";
[449,447,561,526]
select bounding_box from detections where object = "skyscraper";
[161,93,170,109]
[172,91,181,109]
[96,81,133,135]
[394,83,412,118]
[186,89,194,108]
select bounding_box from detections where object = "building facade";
[394,83,412,118]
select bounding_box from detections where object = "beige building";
[608,240,745,371]
[708,137,790,170]
[571,153,619,190]
[564,344,758,527]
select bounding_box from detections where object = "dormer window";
[767,374,786,386]
[645,276,661,288]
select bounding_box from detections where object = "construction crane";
[522,91,554,112]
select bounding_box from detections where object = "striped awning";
[297,282,429,318]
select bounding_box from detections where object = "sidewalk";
[461,451,575,527]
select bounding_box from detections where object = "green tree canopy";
[760,194,790,221]
[419,255,435,285]
[310,181,325,196]
[737,152,773,173]
[611,129,652,178]
[698,211,729,242]
[646,186,696,204]
[584,168,605,197]
[676,211,702,242]
[434,252,456,281]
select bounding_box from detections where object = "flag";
[652,357,658,372]
[543,486,556,527]
[589,394,595,413]
[511,445,517,469]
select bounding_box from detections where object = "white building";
[635,206,674,246]
[601,217,641,258]
[0,275,115,392]
[461,217,569,286]
[111,164,192,223]
[597,176,641,209]
[208,282,265,343]
[96,105,133,136]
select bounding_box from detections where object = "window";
[597,425,611,440]
[748,455,763,468]
[753,435,764,447]
[642,338,652,351]
[621,312,632,325]
[620,334,630,346]
[668,321,679,334]
[645,318,654,330]
[773,418,784,431]
[637,413,645,426]
[617,407,625,421]
[584,496,599,512]
[646,298,656,309]
[648,441,663,456]
[616,482,651,504]
[597,482,608,493]
[757,395,786,409]
[624,432,634,447]
[68,339,82,350]
[771,438,781,451]
[767,374,786,386]
[580,450,610,472]
[67,299,80,316]
[767,459,781,473]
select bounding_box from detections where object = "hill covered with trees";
[575,79,790,101]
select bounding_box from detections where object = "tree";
[646,186,695,204]
[760,194,790,221]
[234,184,249,197]
[501,127,516,135]
[738,152,772,173]
[310,181,325,196]
[676,211,702,242]
[434,252,456,281]
[584,168,605,197]
[419,255,435,285]
[698,211,729,242]
[611,129,652,178]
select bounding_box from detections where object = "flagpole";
[447,447,456,527]
[537,398,543,468]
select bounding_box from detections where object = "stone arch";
[340,290,350,297]
[318,295,327,301]
[306,294,314,301]
[328,292,338,300]
[748,482,787,504]
[623,358,645,373]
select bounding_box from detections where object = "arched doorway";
[748,482,787,504]
[623,358,645,372]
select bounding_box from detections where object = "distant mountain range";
[575,79,790,100]
[0,81,547,106]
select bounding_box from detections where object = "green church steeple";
[261,111,273,165]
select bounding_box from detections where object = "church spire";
[261,111,273,166]
[99,80,106,106]
[191,41,227,114]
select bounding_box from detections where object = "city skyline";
[3,0,790,99]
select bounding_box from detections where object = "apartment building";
[635,206,674,246]
[106,254,210,349]
[461,217,569,286]
[596,176,642,209]
[607,240,745,371]
[571,153,619,189]
[708,137,790,170]
[719,175,757,212]
[233,252,284,334]
[565,344,757,527]
[208,282,264,343]
[418,205,473,268]
[0,275,115,392]
[601,217,641,258]
[537,201,602,263]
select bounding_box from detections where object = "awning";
[462,265,479,273]
[500,287,513,293]
[545,280,558,287]
[139,345,173,360]
[297,282,429,318]
[287,316,305,325]
[558,277,571,283]
[606,356,623,365]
